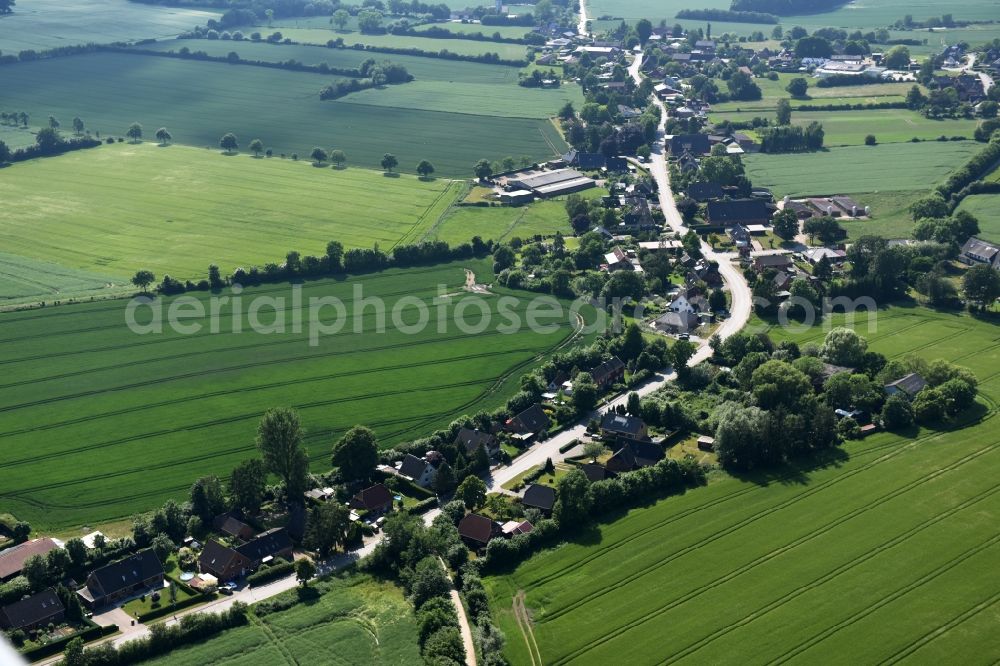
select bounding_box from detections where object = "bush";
[246,559,295,586]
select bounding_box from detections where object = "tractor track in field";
[513,590,542,666]
[0,264,458,328]
[550,439,1000,664]
[880,588,1000,665]
[525,408,993,594]
[663,479,1000,662]
[771,532,1000,665]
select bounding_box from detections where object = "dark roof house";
[399,454,437,488]
[600,413,648,441]
[507,404,551,438]
[522,484,557,514]
[0,538,61,581]
[458,513,501,549]
[349,484,394,514]
[0,589,65,631]
[454,428,499,455]
[706,199,773,226]
[669,134,711,156]
[235,527,294,566]
[218,516,255,542]
[590,357,626,389]
[686,181,725,202]
[77,549,164,609]
[605,440,664,473]
[884,373,927,398]
[198,540,252,582]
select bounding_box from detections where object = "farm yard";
[140,572,421,665]
[0,0,218,52]
[488,306,1000,665]
[744,141,980,196]
[0,51,570,176]
[0,142,465,283]
[0,261,589,531]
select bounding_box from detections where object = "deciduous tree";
[330,425,378,481]
[255,407,309,499]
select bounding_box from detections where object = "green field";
[0,142,464,283]
[268,26,529,59]
[488,306,1000,665]
[0,124,41,150]
[958,194,1000,244]
[414,21,533,39]
[0,0,218,52]
[0,51,569,176]
[0,252,119,306]
[744,141,980,196]
[0,260,589,530]
[713,108,981,147]
[428,201,573,245]
[142,572,420,665]
[710,74,917,114]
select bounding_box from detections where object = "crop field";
[270,27,529,59]
[710,74,918,114]
[0,52,568,176]
[744,141,980,197]
[0,252,119,307]
[0,0,218,52]
[0,260,591,530]
[958,195,1000,244]
[429,201,573,245]
[142,572,420,665]
[487,306,1000,665]
[0,124,40,150]
[713,108,980,146]
[414,21,532,39]
[0,142,464,282]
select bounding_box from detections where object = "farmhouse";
[77,549,164,609]
[454,427,499,457]
[398,453,438,488]
[504,168,595,198]
[522,484,556,515]
[0,589,65,631]
[959,237,1000,269]
[350,484,394,515]
[885,373,927,398]
[199,540,252,582]
[458,513,501,550]
[706,199,773,226]
[600,413,649,441]
[0,538,61,582]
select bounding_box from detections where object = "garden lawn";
[744,141,980,197]
[0,261,591,531]
[0,0,218,52]
[487,305,1000,665]
[0,142,463,282]
[139,572,420,665]
[0,51,568,176]
[957,194,1000,244]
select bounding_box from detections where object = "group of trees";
[758,121,825,152]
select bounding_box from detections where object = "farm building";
[522,484,557,515]
[0,538,61,582]
[503,168,595,197]
[885,373,927,398]
[0,589,65,631]
[77,549,164,609]
[706,199,774,226]
[350,484,395,514]
[600,413,649,442]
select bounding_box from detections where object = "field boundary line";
[548,440,1000,664]
[880,589,1000,665]
[663,480,1000,662]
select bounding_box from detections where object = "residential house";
[804,247,847,265]
[580,463,612,482]
[676,151,700,173]
[500,520,534,537]
[685,181,725,202]
[349,484,395,515]
[522,484,557,515]
[506,404,551,440]
[706,199,773,227]
[622,197,654,228]
[653,310,699,335]
[669,134,711,156]
[960,237,1000,269]
[454,427,499,457]
[600,413,649,441]
[590,357,626,390]
[77,549,164,609]
[398,454,438,488]
[603,246,632,271]
[216,515,255,542]
[458,514,501,550]
[753,254,793,272]
[0,538,61,582]
[606,440,664,473]
[884,373,927,399]
[235,528,294,568]
[668,287,707,314]
[198,540,252,582]
[0,589,65,631]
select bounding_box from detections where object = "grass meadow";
[744,141,979,196]
[0,252,119,307]
[414,21,533,39]
[0,142,465,282]
[958,194,1000,244]
[0,260,593,531]
[141,572,421,665]
[710,74,917,114]
[0,0,218,52]
[0,51,569,176]
[269,27,530,59]
[487,305,1000,665]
